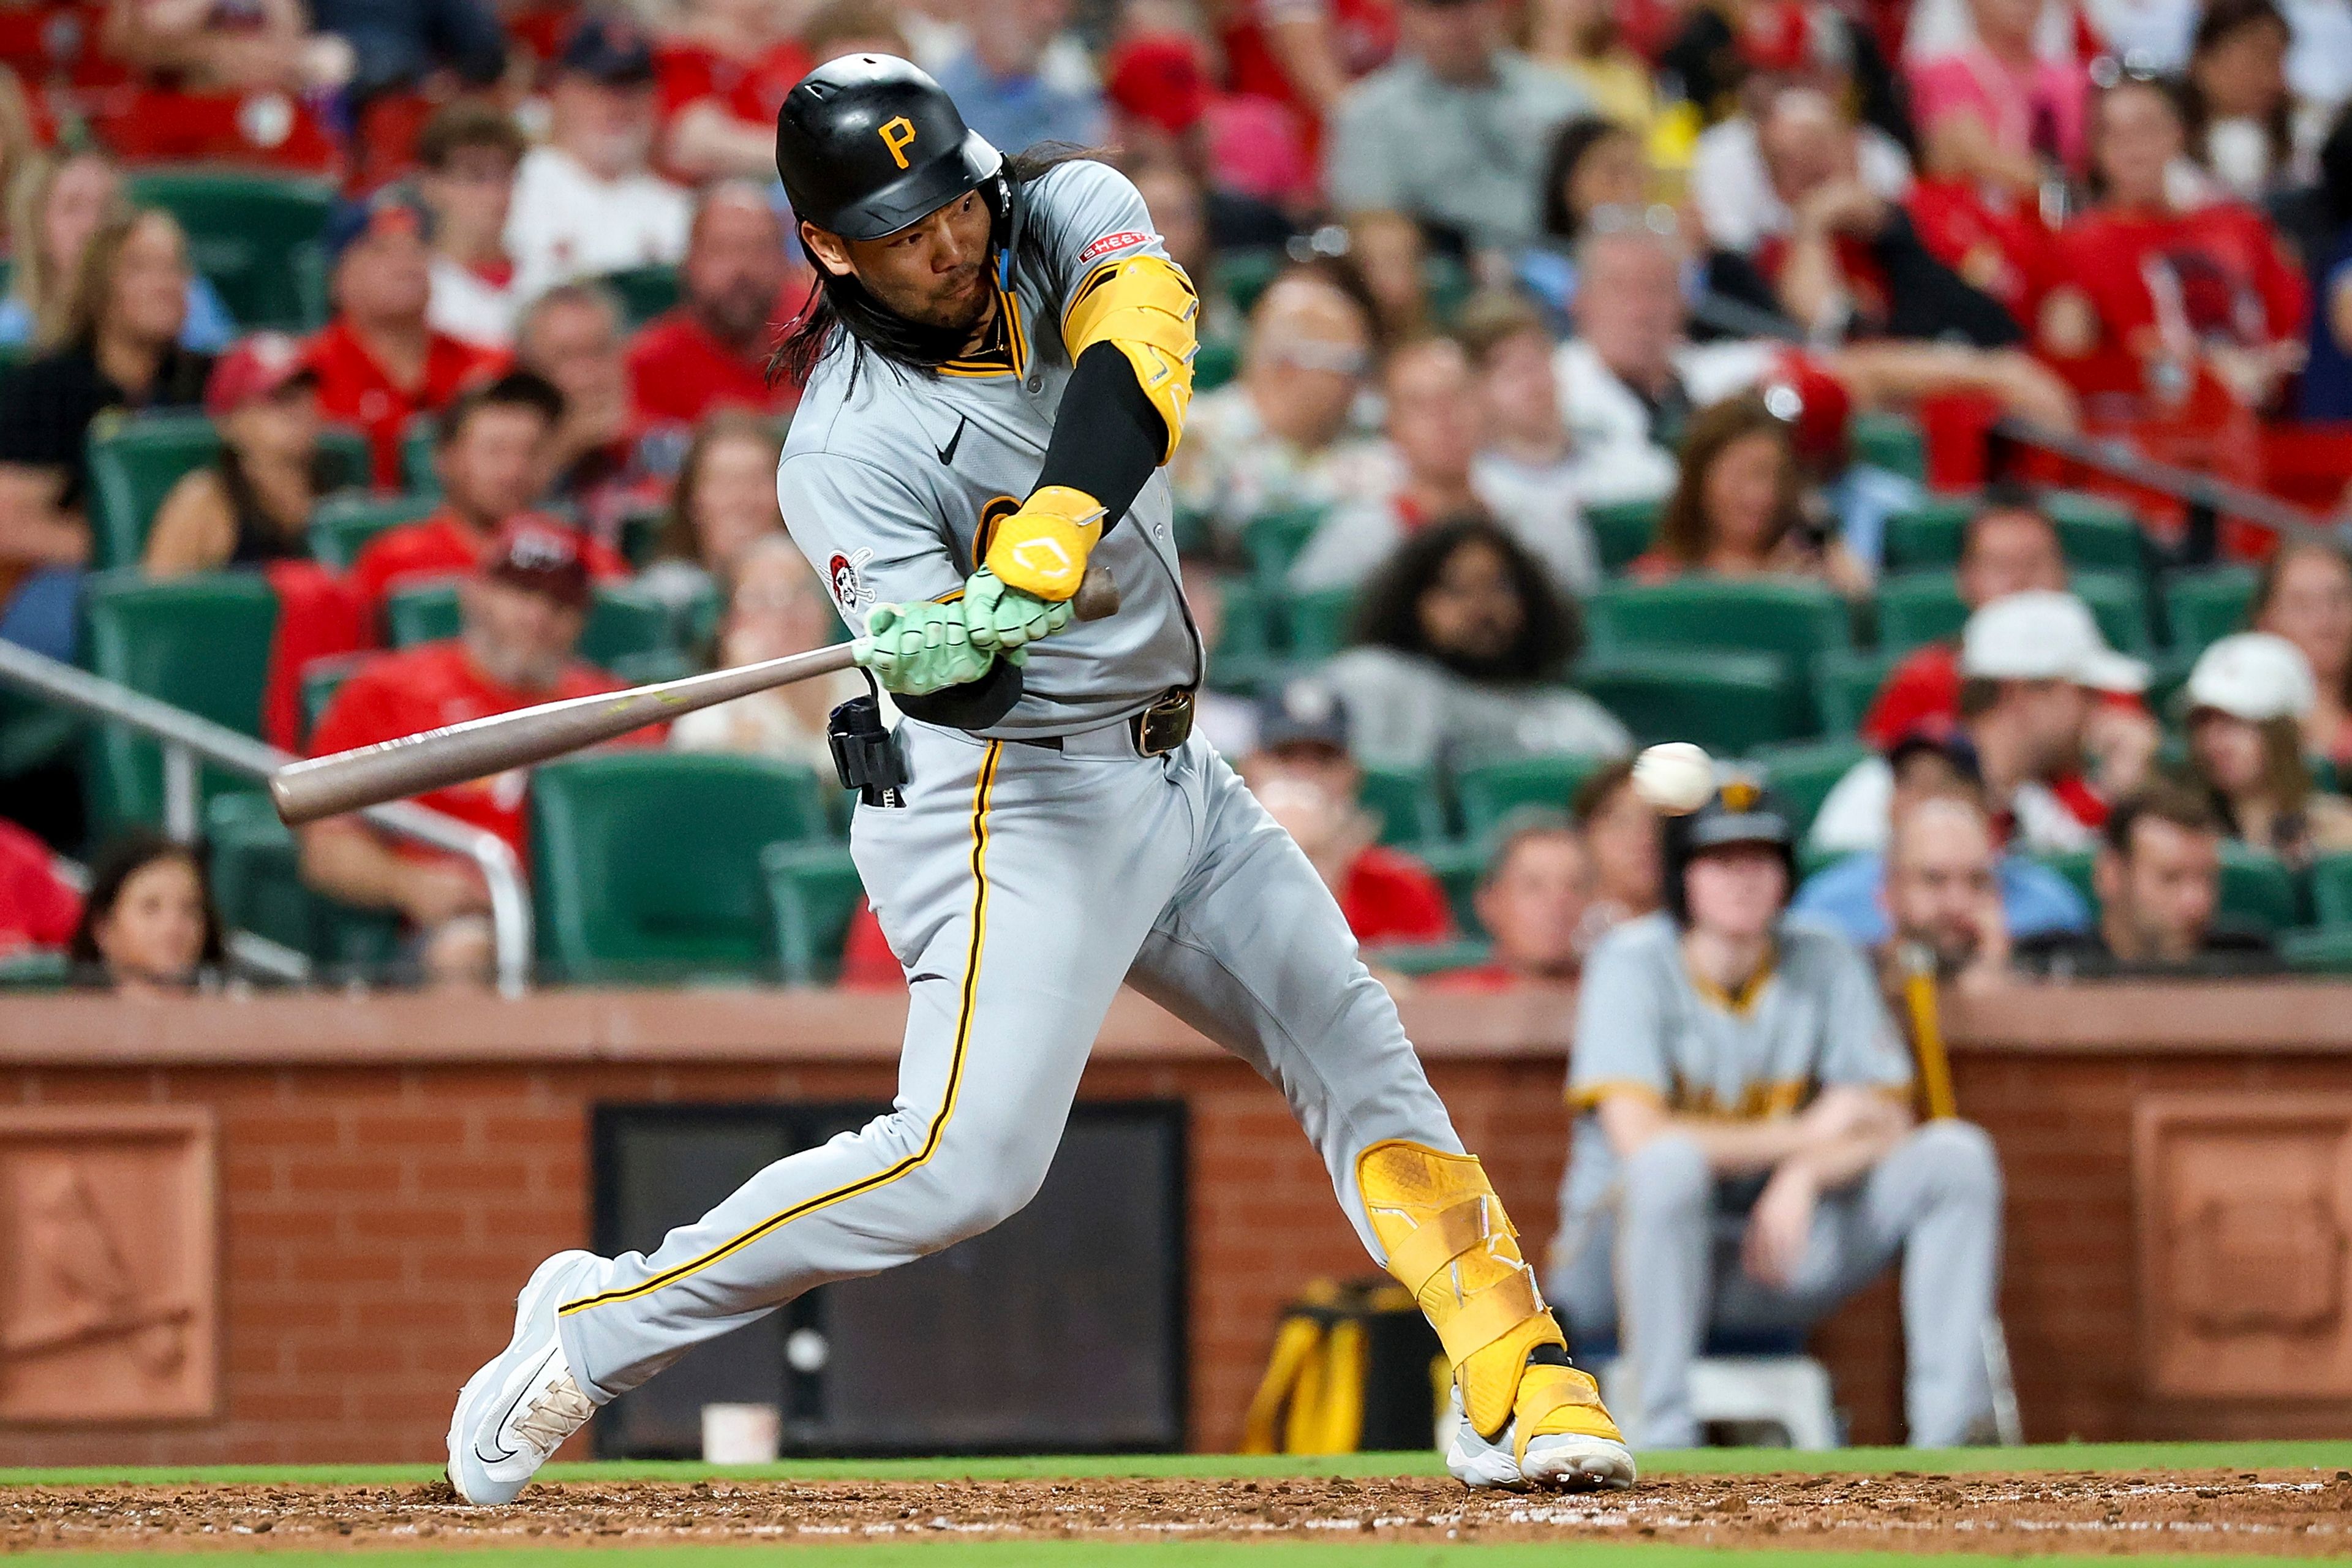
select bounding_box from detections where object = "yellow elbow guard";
[1061,253,1199,461]
[983,484,1105,601]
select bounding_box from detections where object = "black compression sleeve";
[1032,341,1169,533]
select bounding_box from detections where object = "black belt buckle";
[1131,688,1194,757]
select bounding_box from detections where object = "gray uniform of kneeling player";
[1547,786,2002,1449]
[447,55,1630,1506]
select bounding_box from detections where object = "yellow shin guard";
[1357,1140,1623,1463]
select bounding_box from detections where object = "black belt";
[1012,688,1196,758]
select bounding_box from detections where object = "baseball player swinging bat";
[268,567,1120,826]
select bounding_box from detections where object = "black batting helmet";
[775,55,1004,240]
[1659,773,1798,925]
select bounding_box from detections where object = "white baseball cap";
[2185,631,2316,722]
[1958,590,2147,693]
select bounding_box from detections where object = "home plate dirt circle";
[7,1469,2352,1552]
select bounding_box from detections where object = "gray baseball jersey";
[777,159,1199,737]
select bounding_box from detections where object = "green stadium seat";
[1358,765,1446,846]
[2035,843,2302,932]
[1747,737,1871,835]
[1875,570,2152,657]
[2309,852,2352,926]
[1284,585,1358,657]
[1851,410,1925,480]
[763,840,864,985]
[2045,492,2146,573]
[309,492,437,571]
[385,582,459,646]
[2071,568,2155,654]
[532,752,833,982]
[2163,565,2259,649]
[1879,499,1972,573]
[1414,837,1490,935]
[298,651,375,744]
[0,948,69,990]
[1583,497,1659,571]
[86,415,370,569]
[1583,578,1852,668]
[402,421,440,496]
[126,170,336,331]
[80,570,277,829]
[1812,646,1900,736]
[1193,336,1241,393]
[205,791,403,974]
[598,263,680,328]
[1215,248,1284,318]
[1453,752,1608,842]
[1205,576,1278,695]
[1241,506,1329,588]
[1363,937,1493,977]
[385,581,679,673]
[1577,648,1810,752]
[2280,926,2352,973]
[0,682,83,778]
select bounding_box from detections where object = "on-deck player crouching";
[446,54,1633,1504]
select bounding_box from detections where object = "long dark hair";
[1351,514,1581,682]
[2180,0,2294,190]
[1656,394,1803,565]
[771,144,1102,387]
[67,830,226,981]
[1537,116,1633,244]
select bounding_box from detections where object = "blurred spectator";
[1868,790,2028,991]
[413,99,529,352]
[1320,514,1630,770]
[1103,34,1302,246]
[1793,727,2090,949]
[303,519,651,985]
[1123,159,1239,360]
[1237,678,1457,946]
[1207,0,1393,162]
[627,183,801,433]
[514,282,649,539]
[654,0,816,183]
[801,0,913,65]
[310,0,506,102]
[1525,0,1662,138]
[2295,105,2352,417]
[1907,0,2089,187]
[1570,756,1664,944]
[2016,778,2283,974]
[932,0,1105,154]
[1860,486,2065,745]
[507,13,693,304]
[1552,777,2002,1450]
[2283,0,2352,110]
[1291,333,1597,597]
[0,816,80,957]
[2182,631,2352,865]
[1428,810,1589,989]
[1326,0,1588,254]
[1637,393,1870,593]
[1747,86,2023,348]
[103,0,351,93]
[1664,0,1911,145]
[1814,590,2155,853]
[669,535,864,769]
[306,194,506,490]
[1170,260,1384,546]
[2040,75,2308,416]
[346,371,626,624]
[1453,294,1583,539]
[0,208,209,662]
[0,147,234,352]
[2250,538,2352,766]
[1343,206,1434,340]
[1691,81,1915,262]
[2180,0,2304,201]
[67,829,225,994]
[1520,116,1781,334]
[639,409,786,617]
[145,332,321,575]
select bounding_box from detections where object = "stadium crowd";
[2,0,2352,1008]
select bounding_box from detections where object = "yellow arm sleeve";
[1060,253,1199,462]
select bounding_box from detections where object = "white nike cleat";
[446,1250,605,1505]
[1519,1429,1638,1491]
[1442,1385,1528,1490]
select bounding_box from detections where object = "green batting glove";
[962,567,1073,653]
[855,600,999,695]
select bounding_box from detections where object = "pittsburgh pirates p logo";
[878,115,917,169]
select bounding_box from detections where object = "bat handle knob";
[1072,564,1120,622]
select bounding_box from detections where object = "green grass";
[16,1549,2339,1568]
[6,1439,2348,1488]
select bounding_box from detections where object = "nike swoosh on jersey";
[935,415,968,468]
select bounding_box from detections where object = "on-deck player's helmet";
[775,55,1005,240]
[1659,772,1798,925]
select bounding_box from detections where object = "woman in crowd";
[2041,74,2307,417]
[638,411,787,623]
[0,147,233,352]
[1321,514,1630,772]
[1635,393,1870,593]
[1524,0,1661,142]
[1568,756,1662,951]
[144,332,323,575]
[67,831,225,994]
[668,535,869,772]
[2180,0,2303,201]
[2252,538,2352,766]
[2181,631,2352,865]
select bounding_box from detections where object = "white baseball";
[1631,742,1716,815]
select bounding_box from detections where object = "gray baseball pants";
[556,719,1463,1400]
[1547,1121,2002,1448]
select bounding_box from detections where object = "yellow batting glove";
[982,484,1106,602]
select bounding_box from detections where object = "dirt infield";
[6,1468,2352,1554]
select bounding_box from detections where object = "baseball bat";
[270,565,1120,826]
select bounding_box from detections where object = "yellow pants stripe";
[557,741,1004,1317]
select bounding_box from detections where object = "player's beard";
[884,262,991,336]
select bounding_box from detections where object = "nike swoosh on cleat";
[935,415,967,468]
[472,1352,551,1464]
